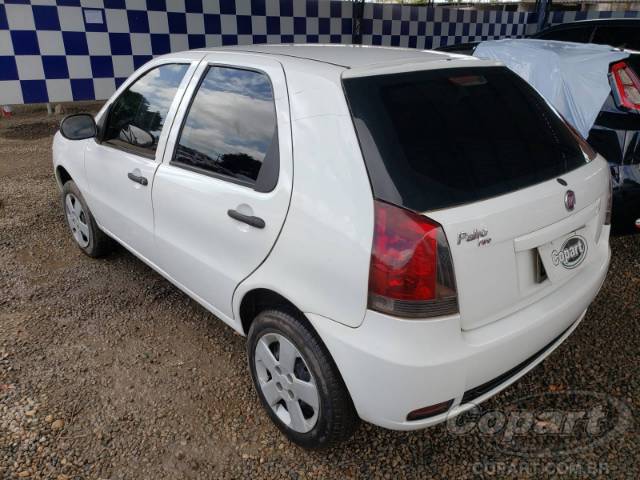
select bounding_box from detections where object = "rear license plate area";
[537,228,589,283]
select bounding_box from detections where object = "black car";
[437,19,640,232]
[591,54,640,231]
[437,18,640,54]
[532,18,640,50]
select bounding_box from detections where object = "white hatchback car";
[53,45,611,448]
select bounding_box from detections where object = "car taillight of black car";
[609,61,640,113]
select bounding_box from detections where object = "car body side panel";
[153,53,294,325]
[83,59,201,259]
[233,61,374,329]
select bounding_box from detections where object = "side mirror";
[60,114,97,140]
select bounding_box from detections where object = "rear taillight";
[368,201,458,319]
[610,61,640,112]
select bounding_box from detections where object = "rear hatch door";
[343,62,610,330]
[427,159,609,330]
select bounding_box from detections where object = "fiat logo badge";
[564,190,576,211]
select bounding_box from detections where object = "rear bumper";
[306,237,610,431]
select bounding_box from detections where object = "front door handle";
[127,171,148,186]
[227,209,265,229]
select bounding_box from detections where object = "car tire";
[61,180,113,258]
[247,309,359,448]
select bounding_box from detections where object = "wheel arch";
[237,288,354,392]
[55,165,72,189]
[240,287,360,431]
[239,288,306,336]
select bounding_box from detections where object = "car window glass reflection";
[592,26,640,50]
[104,64,189,156]
[173,66,277,186]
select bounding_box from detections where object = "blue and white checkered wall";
[359,4,529,50]
[2,1,635,105]
[0,0,535,104]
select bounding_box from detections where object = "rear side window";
[172,66,278,190]
[592,26,640,50]
[344,67,589,212]
[104,63,189,156]
[535,26,593,43]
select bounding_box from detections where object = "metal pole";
[352,0,365,45]
[536,0,552,32]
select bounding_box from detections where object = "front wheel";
[62,180,112,257]
[247,309,359,448]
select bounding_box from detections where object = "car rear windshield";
[343,66,589,212]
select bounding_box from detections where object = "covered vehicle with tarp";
[474,39,640,231]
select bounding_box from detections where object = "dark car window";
[343,66,589,212]
[535,26,593,43]
[103,64,189,157]
[592,26,640,50]
[172,66,277,189]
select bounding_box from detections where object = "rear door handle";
[227,209,265,229]
[127,172,148,186]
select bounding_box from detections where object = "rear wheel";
[62,180,113,257]
[247,309,358,448]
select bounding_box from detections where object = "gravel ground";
[0,108,638,479]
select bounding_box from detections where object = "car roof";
[193,44,463,69]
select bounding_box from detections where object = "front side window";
[103,63,189,156]
[172,66,278,189]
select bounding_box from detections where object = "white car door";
[152,53,293,322]
[84,58,199,257]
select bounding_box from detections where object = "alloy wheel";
[254,332,320,433]
[65,193,90,248]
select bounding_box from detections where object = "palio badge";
[552,235,588,269]
[457,228,491,247]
